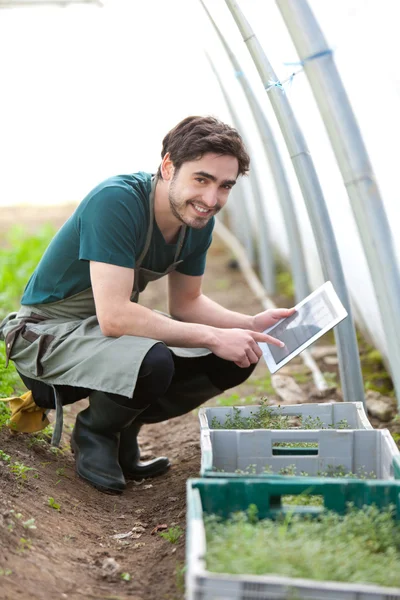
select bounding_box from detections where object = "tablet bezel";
[259,281,348,374]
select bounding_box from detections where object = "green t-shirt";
[21,172,214,305]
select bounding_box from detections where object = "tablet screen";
[268,288,338,365]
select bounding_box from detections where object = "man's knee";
[207,357,257,391]
[137,343,175,395]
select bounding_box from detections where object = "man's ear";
[160,152,175,181]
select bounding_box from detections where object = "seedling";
[205,503,400,587]
[210,403,349,431]
[48,497,61,511]
[0,450,11,463]
[0,569,12,576]
[120,572,131,581]
[9,462,36,481]
[159,526,184,544]
[17,537,32,553]
[22,518,36,530]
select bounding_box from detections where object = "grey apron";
[0,176,215,403]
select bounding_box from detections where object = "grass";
[210,402,349,431]
[205,503,400,587]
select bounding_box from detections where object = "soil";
[0,206,396,600]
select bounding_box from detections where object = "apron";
[0,176,215,403]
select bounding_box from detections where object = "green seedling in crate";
[205,503,400,587]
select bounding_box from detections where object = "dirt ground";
[0,206,392,600]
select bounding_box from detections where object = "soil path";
[0,205,274,600]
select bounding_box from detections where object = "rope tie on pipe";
[265,48,334,93]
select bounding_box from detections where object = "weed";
[159,526,184,544]
[175,561,186,593]
[22,518,36,530]
[9,462,36,481]
[55,467,69,478]
[48,497,61,511]
[0,450,11,463]
[17,537,32,553]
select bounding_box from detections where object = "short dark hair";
[157,116,250,179]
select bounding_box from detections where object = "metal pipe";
[200,0,310,303]
[225,0,365,405]
[206,53,275,294]
[277,0,400,408]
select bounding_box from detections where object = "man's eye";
[195,178,206,184]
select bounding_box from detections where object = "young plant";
[210,403,349,431]
[48,497,61,511]
[0,449,11,463]
[159,526,184,544]
[9,462,36,481]
[204,503,400,587]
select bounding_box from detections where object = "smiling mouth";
[190,202,212,216]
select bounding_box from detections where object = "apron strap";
[135,176,157,269]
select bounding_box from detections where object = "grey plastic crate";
[199,402,372,431]
[200,427,399,479]
[186,479,400,600]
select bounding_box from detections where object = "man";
[0,116,293,494]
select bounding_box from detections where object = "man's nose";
[203,187,219,207]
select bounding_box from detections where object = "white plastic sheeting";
[0,0,399,369]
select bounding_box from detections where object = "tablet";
[259,281,348,373]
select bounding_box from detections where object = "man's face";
[168,153,238,229]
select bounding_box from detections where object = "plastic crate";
[200,427,400,479]
[199,402,372,432]
[186,478,400,599]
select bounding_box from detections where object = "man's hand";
[252,307,296,334]
[209,328,285,369]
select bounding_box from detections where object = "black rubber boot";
[71,391,147,494]
[119,421,170,480]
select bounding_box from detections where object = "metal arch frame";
[225,0,365,405]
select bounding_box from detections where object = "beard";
[168,175,221,229]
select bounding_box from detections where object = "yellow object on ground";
[1,391,49,433]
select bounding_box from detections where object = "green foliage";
[22,518,36,530]
[0,224,55,311]
[159,526,184,544]
[0,225,55,401]
[210,403,349,431]
[48,497,61,511]
[205,503,400,587]
[274,257,295,305]
[120,572,131,581]
[175,561,186,593]
[0,449,11,463]
[9,462,36,481]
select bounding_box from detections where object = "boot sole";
[71,437,125,495]
[123,460,171,481]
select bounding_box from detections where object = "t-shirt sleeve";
[78,186,142,268]
[175,219,215,276]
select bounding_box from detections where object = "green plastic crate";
[186,478,400,599]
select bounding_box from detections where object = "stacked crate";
[186,402,400,599]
